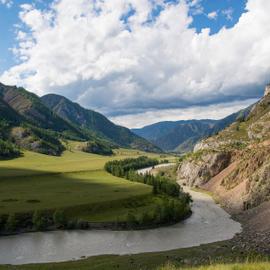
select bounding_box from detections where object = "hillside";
[41,94,161,152]
[132,108,251,153]
[0,83,160,157]
[0,83,81,137]
[177,85,270,215]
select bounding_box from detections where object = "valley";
[0,146,176,228]
[0,84,269,270]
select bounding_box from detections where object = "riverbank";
[186,186,270,256]
[0,238,267,270]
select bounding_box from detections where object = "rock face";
[177,84,270,214]
[264,84,270,96]
[178,151,231,187]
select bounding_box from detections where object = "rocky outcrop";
[264,84,270,96]
[194,139,233,152]
[178,85,270,213]
[11,127,64,156]
[177,151,231,187]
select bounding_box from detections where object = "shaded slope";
[41,94,161,152]
[0,83,82,139]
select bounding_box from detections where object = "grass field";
[0,147,175,221]
[160,263,270,270]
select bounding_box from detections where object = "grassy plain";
[0,147,175,221]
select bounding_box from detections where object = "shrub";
[82,140,113,156]
[0,139,21,159]
[53,210,67,228]
[76,219,89,229]
[67,220,77,230]
[32,210,47,230]
[126,212,137,228]
[5,213,17,232]
[140,212,152,226]
[0,215,6,231]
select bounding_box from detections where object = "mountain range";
[132,107,251,153]
[0,82,160,157]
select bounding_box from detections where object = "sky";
[0,0,269,128]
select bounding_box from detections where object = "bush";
[53,210,67,228]
[76,219,89,229]
[67,220,77,230]
[140,212,152,225]
[0,215,6,231]
[5,213,17,232]
[0,139,21,159]
[126,212,137,228]
[32,210,48,230]
[82,140,113,156]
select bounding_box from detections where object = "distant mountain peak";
[133,107,252,153]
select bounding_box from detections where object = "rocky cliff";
[177,85,270,213]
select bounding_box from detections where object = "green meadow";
[0,146,174,222]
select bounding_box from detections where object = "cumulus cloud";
[222,7,234,21]
[1,0,270,127]
[0,0,12,8]
[207,11,218,20]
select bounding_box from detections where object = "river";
[0,164,241,265]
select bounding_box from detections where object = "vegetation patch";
[26,199,41,204]
[104,156,191,228]
[0,139,21,159]
[0,149,178,234]
[1,199,18,203]
[81,140,113,156]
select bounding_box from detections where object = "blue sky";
[0,0,268,128]
[189,0,247,34]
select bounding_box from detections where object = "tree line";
[0,209,88,234]
[104,156,181,198]
[105,156,192,228]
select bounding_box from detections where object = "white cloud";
[222,7,234,21]
[187,0,204,15]
[207,11,218,20]
[1,0,270,127]
[0,0,12,8]
[111,99,258,128]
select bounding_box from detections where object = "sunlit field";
[0,146,175,222]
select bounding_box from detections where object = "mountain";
[177,84,270,214]
[0,83,82,138]
[132,108,252,153]
[0,83,160,158]
[41,94,161,152]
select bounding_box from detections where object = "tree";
[5,213,17,232]
[0,215,5,231]
[32,210,47,230]
[141,212,152,225]
[53,210,66,228]
[126,212,136,228]
[153,205,162,224]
